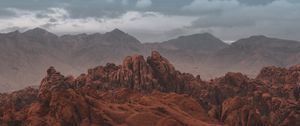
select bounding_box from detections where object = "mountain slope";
[0,30,78,92]
[143,33,228,76]
[1,28,300,92]
[0,28,229,92]
[205,35,300,77]
[70,28,143,69]
[159,33,228,54]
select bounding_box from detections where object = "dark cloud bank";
[0,0,299,42]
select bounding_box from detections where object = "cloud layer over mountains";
[0,0,299,42]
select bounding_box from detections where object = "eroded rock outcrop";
[84,51,193,93]
[257,65,300,85]
[1,51,300,126]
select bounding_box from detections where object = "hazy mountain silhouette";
[159,33,228,53]
[205,35,300,78]
[1,28,300,92]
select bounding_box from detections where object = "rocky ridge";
[1,51,300,126]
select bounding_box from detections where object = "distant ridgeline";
[1,28,300,92]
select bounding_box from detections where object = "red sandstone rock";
[1,51,300,126]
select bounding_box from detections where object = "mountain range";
[1,28,300,92]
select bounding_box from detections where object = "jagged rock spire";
[47,66,57,76]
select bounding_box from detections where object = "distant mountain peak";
[112,28,123,33]
[6,30,21,35]
[233,35,272,44]
[23,27,57,37]
[177,32,219,40]
[107,28,126,35]
[25,27,48,33]
[89,33,102,37]
[248,35,268,39]
[161,32,227,53]
[195,32,214,37]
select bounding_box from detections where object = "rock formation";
[1,51,300,126]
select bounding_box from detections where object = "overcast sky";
[0,0,299,42]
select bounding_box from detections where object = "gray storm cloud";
[0,0,299,42]
[237,0,276,5]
